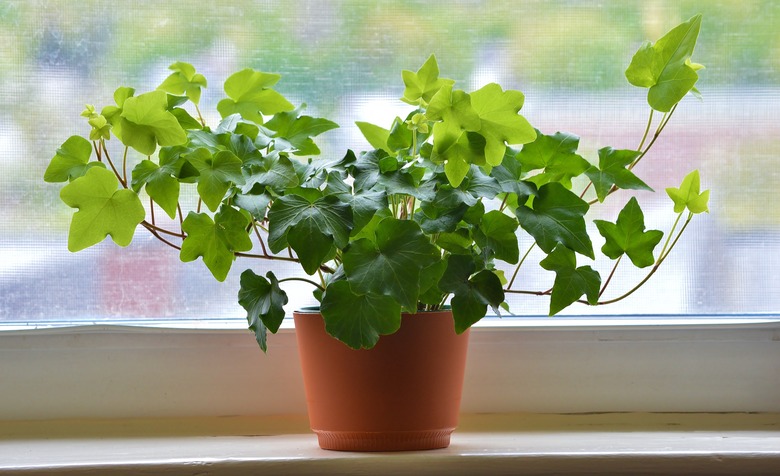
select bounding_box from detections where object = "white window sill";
[2,413,779,475]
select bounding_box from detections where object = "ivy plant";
[45,15,709,351]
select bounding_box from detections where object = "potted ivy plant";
[45,15,709,451]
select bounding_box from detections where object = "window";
[1,1,778,323]
[1,1,779,422]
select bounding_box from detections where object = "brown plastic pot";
[293,309,470,452]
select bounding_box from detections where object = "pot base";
[315,428,454,452]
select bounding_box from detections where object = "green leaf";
[267,194,353,273]
[130,159,180,219]
[238,269,288,353]
[44,135,106,182]
[157,61,207,104]
[242,152,300,192]
[518,130,590,189]
[666,169,710,214]
[625,14,703,112]
[427,85,481,136]
[401,54,455,106]
[515,182,594,259]
[470,83,537,166]
[595,197,664,268]
[119,90,188,155]
[187,148,244,212]
[234,189,272,222]
[540,245,601,315]
[438,254,504,333]
[474,210,520,264]
[433,130,488,187]
[262,105,339,156]
[355,121,391,153]
[490,151,537,200]
[585,147,652,202]
[217,69,294,124]
[343,218,439,311]
[59,167,145,252]
[320,280,402,350]
[180,207,253,282]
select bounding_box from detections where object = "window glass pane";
[1,0,777,321]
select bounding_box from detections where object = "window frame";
[1,317,778,421]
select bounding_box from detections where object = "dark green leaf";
[187,148,244,211]
[343,218,439,311]
[267,194,353,265]
[238,270,288,352]
[540,245,601,315]
[594,197,663,268]
[439,254,504,333]
[515,182,594,259]
[474,210,520,264]
[320,280,402,350]
[242,152,300,192]
[584,147,652,202]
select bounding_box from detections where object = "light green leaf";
[262,105,339,155]
[59,167,145,252]
[343,218,439,311]
[130,159,180,219]
[666,169,710,214]
[217,69,294,124]
[427,85,481,135]
[625,14,703,112]
[320,280,402,350]
[157,61,207,104]
[540,245,601,315]
[401,54,455,106]
[355,121,391,153]
[585,147,652,202]
[118,90,188,155]
[595,197,664,268]
[515,182,594,259]
[518,130,590,189]
[238,269,288,353]
[470,83,537,166]
[180,207,253,282]
[44,135,106,183]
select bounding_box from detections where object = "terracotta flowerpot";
[293,309,470,452]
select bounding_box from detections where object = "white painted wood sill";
[2,413,779,475]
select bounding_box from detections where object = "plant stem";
[599,254,622,298]
[596,212,692,306]
[122,148,129,186]
[194,103,206,127]
[278,277,325,292]
[141,222,182,250]
[101,141,125,187]
[252,222,269,256]
[142,220,185,238]
[637,109,654,152]
[507,242,536,289]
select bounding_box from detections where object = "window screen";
[1,0,777,321]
